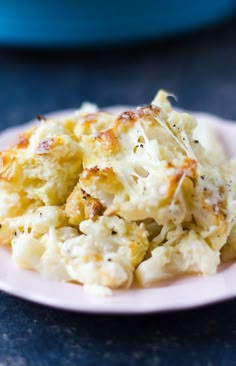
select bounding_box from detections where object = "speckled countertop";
[1,16,236,366]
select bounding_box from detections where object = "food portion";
[0,91,235,293]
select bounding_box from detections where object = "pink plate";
[0,108,236,314]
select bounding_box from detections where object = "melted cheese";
[0,90,235,292]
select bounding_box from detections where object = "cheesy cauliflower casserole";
[0,91,235,294]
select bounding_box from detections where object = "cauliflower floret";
[2,206,68,249]
[12,235,45,270]
[4,206,68,235]
[60,216,149,288]
[11,227,79,281]
[7,207,78,280]
[136,230,220,286]
[37,227,78,281]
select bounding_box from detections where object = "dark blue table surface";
[1,16,236,366]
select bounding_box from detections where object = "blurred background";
[0,0,236,131]
[1,2,236,366]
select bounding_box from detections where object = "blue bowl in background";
[0,0,235,48]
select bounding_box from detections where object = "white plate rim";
[0,107,236,314]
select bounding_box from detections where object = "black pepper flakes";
[37,114,47,121]
[140,144,144,148]
[194,140,199,144]
[111,230,117,235]
[200,176,205,180]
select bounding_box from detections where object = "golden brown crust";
[65,183,105,225]
[81,129,121,166]
[75,112,115,137]
[114,105,161,133]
